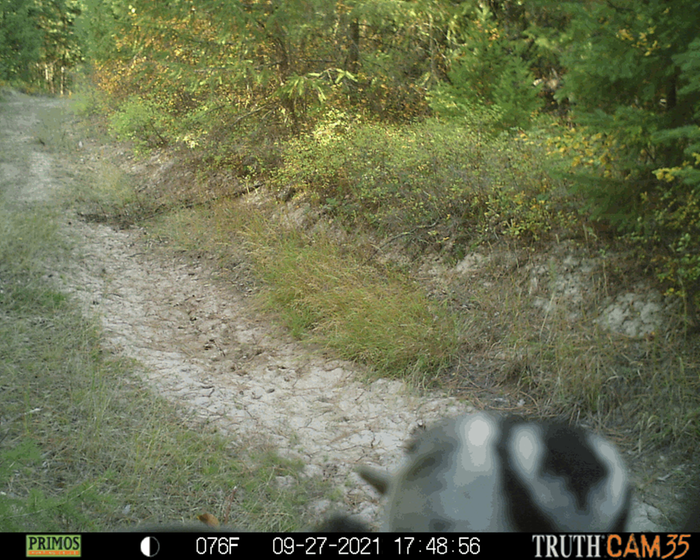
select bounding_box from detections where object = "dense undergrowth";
[272,118,578,251]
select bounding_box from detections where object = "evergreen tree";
[429,2,543,131]
[539,0,700,324]
[0,0,43,83]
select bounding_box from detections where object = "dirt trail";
[2,91,466,525]
[62,222,468,521]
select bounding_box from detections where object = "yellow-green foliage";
[549,122,700,318]
[428,5,543,131]
[274,119,575,252]
[640,184,700,305]
[108,96,170,152]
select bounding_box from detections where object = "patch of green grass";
[148,195,699,456]
[247,222,462,380]
[148,200,463,382]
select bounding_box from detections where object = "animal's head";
[359,412,631,532]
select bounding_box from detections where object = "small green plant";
[108,96,169,152]
[242,214,463,381]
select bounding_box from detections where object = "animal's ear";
[357,465,391,496]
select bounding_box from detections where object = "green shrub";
[274,119,574,253]
[108,96,169,152]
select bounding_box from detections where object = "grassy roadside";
[0,96,329,532]
[90,117,700,451]
[117,153,699,465]
[64,83,700,529]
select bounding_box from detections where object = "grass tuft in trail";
[151,200,464,383]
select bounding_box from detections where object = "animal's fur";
[357,412,631,532]
[127,412,699,533]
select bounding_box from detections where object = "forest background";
[1,0,700,531]
[5,0,698,328]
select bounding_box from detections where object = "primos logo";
[26,535,81,557]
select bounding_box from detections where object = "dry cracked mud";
[1,90,684,531]
[2,91,467,527]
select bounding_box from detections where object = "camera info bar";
[11,531,695,559]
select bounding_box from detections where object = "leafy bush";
[274,118,574,253]
[108,96,169,152]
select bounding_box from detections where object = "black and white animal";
[356,412,632,532]
[131,412,699,533]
